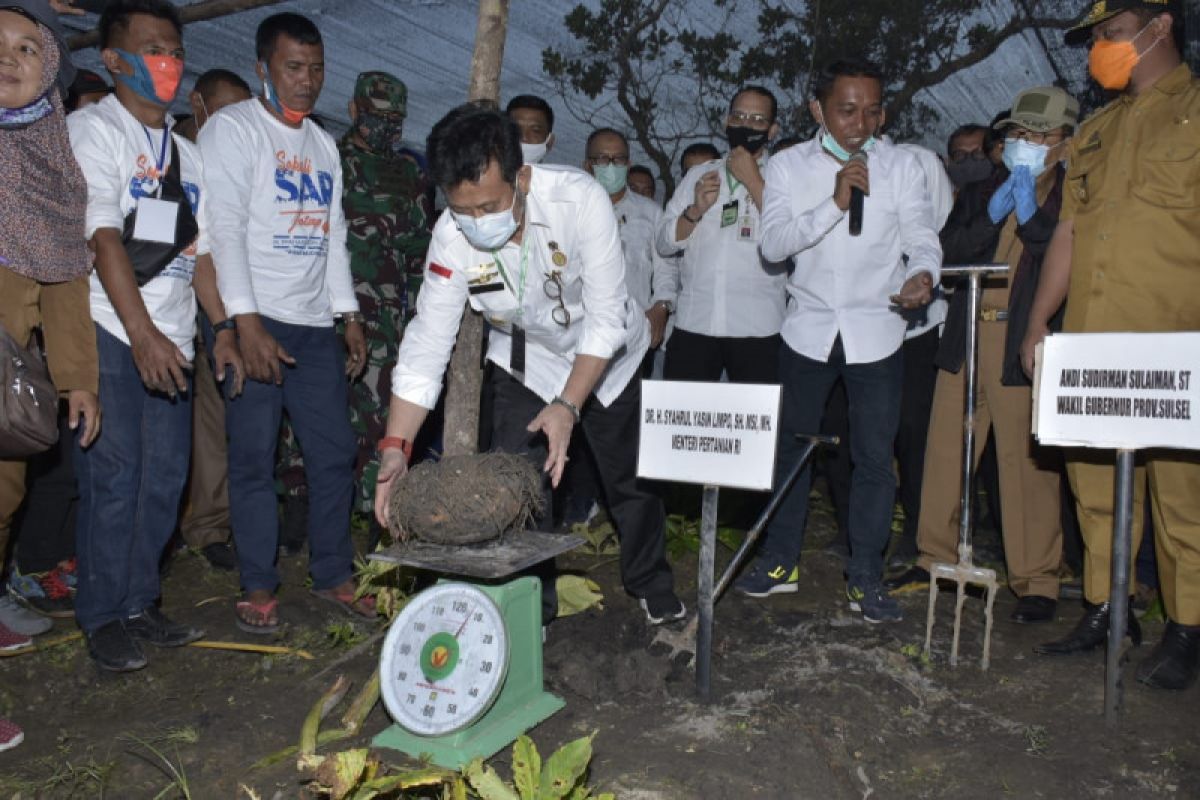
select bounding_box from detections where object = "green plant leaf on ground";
[538,733,595,799]
[512,735,542,798]
[555,576,604,617]
[464,758,520,800]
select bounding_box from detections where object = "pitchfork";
[923,264,1009,669]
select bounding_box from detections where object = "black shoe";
[1034,601,1142,655]
[201,541,236,571]
[639,591,687,625]
[1136,620,1200,691]
[124,606,204,648]
[86,620,147,672]
[887,536,918,570]
[884,566,929,592]
[1011,595,1057,624]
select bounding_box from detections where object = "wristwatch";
[338,311,366,325]
[212,318,237,335]
[551,396,581,423]
[681,206,701,225]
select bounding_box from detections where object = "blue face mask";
[1002,138,1050,178]
[453,192,523,251]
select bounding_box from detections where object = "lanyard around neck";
[492,234,531,318]
[142,125,170,198]
[724,163,741,196]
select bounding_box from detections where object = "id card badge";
[738,213,754,241]
[132,197,179,244]
[720,200,739,228]
[510,324,526,374]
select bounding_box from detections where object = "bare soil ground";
[1,500,1197,799]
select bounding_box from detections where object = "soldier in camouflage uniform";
[276,71,433,533]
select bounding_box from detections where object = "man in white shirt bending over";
[375,105,682,626]
[734,60,942,623]
[198,12,368,634]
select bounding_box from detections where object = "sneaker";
[847,582,903,623]
[0,620,32,652]
[124,606,204,648]
[200,541,236,571]
[85,620,147,672]
[0,595,52,637]
[639,592,687,625]
[0,718,23,753]
[8,565,74,618]
[734,560,799,598]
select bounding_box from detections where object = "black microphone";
[848,150,867,237]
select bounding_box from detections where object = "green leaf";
[537,734,595,799]
[464,758,520,800]
[555,576,605,617]
[512,735,542,799]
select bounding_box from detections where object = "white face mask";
[1003,138,1050,178]
[521,140,548,165]
[452,191,523,251]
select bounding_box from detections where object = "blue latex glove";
[1012,166,1038,224]
[987,174,1016,224]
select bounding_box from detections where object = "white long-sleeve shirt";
[759,136,942,364]
[612,189,660,311]
[391,165,647,409]
[68,94,209,358]
[655,156,788,338]
[196,98,357,325]
[895,141,952,339]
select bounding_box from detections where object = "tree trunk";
[441,0,510,458]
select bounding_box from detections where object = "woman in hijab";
[0,0,100,752]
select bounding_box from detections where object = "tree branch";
[69,0,285,50]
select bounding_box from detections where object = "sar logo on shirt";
[274,149,334,257]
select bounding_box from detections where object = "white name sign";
[1033,333,1200,450]
[637,380,781,491]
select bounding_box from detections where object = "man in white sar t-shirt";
[735,60,942,623]
[69,0,242,672]
[197,12,368,633]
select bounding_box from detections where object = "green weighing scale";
[370,531,583,769]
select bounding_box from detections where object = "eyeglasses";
[949,149,988,163]
[543,272,571,327]
[586,154,630,166]
[1007,128,1066,145]
[728,110,771,126]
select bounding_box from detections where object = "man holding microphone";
[734,60,942,623]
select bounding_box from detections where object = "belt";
[980,308,1009,322]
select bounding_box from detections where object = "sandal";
[311,587,377,619]
[235,596,280,635]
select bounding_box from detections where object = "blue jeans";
[759,336,903,587]
[225,317,355,593]
[74,326,192,632]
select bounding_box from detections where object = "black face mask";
[726,125,769,153]
[946,157,993,189]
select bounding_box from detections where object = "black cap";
[1065,0,1177,46]
[1,0,76,92]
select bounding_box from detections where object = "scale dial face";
[380,583,510,737]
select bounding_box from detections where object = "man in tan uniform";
[888,87,1077,625]
[1021,0,1200,690]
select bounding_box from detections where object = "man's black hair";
[946,123,988,157]
[729,85,778,124]
[505,94,554,132]
[255,12,322,63]
[680,142,720,174]
[586,127,628,153]
[628,165,655,185]
[98,0,182,50]
[428,103,523,189]
[194,68,251,100]
[811,59,885,104]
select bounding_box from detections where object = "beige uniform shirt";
[1061,63,1200,333]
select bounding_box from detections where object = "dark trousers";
[75,326,192,631]
[13,407,79,573]
[759,336,903,587]
[664,328,780,384]
[488,368,673,618]
[225,318,356,594]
